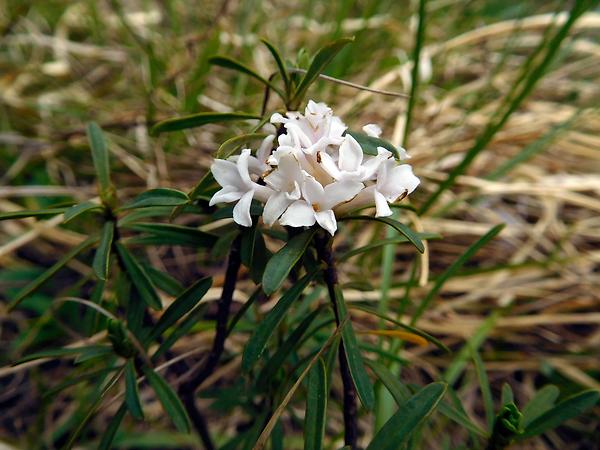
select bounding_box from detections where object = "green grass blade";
[419,1,594,214]
[412,224,504,324]
[402,0,427,147]
[471,347,494,431]
[9,235,98,310]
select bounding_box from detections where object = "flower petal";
[315,210,337,235]
[322,180,364,210]
[209,186,243,206]
[318,151,342,180]
[338,134,363,172]
[211,159,243,189]
[302,175,325,206]
[232,190,255,227]
[362,123,382,138]
[236,149,254,187]
[374,190,392,217]
[263,191,294,226]
[279,200,316,228]
[256,134,275,164]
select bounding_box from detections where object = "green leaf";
[63,201,103,223]
[347,131,400,159]
[93,221,114,281]
[521,390,599,438]
[521,385,560,428]
[291,37,354,106]
[125,359,144,420]
[217,132,268,159]
[143,264,183,296]
[365,359,411,405]
[471,347,494,431]
[438,400,489,438]
[339,233,440,261]
[261,38,290,93]
[152,111,262,135]
[348,304,449,353]
[87,122,113,202]
[501,383,514,406]
[116,243,162,310]
[15,345,110,364]
[487,403,523,449]
[147,276,212,343]
[9,235,98,310]
[262,229,315,295]
[99,402,127,450]
[339,216,424,253]
[333,285,375,410]
[0,208,66,221]
[304,358,327,450]
[143,367,191,433]
[208,56,285,98]
[124,223,217,247]
[255,309,325,390]
[152,304,206,362]
[243,269,319,372]
[122,188,189,210]
[366,382,446,450]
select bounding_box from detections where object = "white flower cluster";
[209,100,420,235]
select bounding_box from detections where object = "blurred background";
[1,0,599,449]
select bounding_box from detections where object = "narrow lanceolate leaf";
[15,345,110,364]
[304,358,327,450]
[339,233,440,261]
[93,221,114,281]
[98,402,127,450]
[261,38,290,93]
[63,201,103,223]
[521,385,560,428]
[87,122,113,202]
[124,223,217,248]
[366,382,447,450]
[472,348,494,431]
[147,276,212,343]
[291,37,354,106]
[208,56,285,98]
[347,131,400,159]
[339,216,424,253]
[0,208,66,221]
[151,111,262,135]
[121,188,189,210]
[125,359,144,420]
[9,235,98,310]
[365,359,411,405]
[243,270,319,372]
[347,304,449,352]
[262,229,316,295]
[520,390,600,439]
[116,243,162,310]
[217,133,268,159]
[143,367,191,433]
[334,285,375,410]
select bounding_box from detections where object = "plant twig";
[314,231,359,449]
[178,234,242,450]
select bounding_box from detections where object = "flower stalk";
[178,235,242,449]
[314,231,359,449]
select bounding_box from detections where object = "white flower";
[280,176,363,236]
[208,100,420,233]
[209,149,272,227]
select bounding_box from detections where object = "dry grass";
[0,1,599,449]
